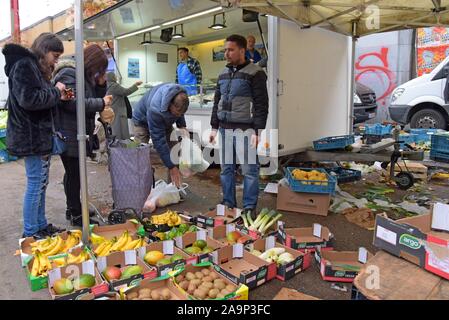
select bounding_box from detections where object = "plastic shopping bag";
[179,137,210,178]
[143,180,188,213]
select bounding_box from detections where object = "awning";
[217,0,449,37]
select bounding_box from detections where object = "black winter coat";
[2,44,61,156]
[52,61,106,158]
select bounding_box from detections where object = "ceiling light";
[209,13,227,30]
[116,25,161,40]
[87,24,96,30]
[172,24,185,39]
[141,32,153,46]
[162,6,222,26]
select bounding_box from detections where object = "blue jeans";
[219,128,260,210]
[23,155,51,236]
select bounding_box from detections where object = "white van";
[389,56,449,129]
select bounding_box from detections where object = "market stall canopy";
[215,0,449,37]
[57,0,226,41]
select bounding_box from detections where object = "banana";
[94,241,108,256]
[98,242,113,257]
[38,253,52,274]
[61,234,78,253]
[53,257,67,268]
[32,237,55,253]
[42,236,64,257]
[122,238,140,251]
[67,253,80,265]
[134,238,145,249]
[90,233,106,246]
[110,231,129,252]
[30,237,50,248]
[30,254,41,277]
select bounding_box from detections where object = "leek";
[242,213,249,229]
[257,210,276,232]
[261,213,283,235]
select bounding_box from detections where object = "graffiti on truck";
[355,47,397,108]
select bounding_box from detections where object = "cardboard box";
[314,247,373,283]
[121,277,186,300]
[174,230,224,265]
[78,292,121,300]
[276,185,331,216]
[91,220,144,239]
[171,263,249,300]
[194,205,242,228]
[91,233,147,258]
[273,288,320,300]
[277,222,334,253]
[137,240,190,279]
[236,220,280,240]
[207,224,254,246]
[96,250,155,292]
[19,230,83,267]
[246,236,311,281]
[373,213,449,280]
[210,244,275,289]
[47,260,109,300]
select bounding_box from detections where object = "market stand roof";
[216,0,449,37]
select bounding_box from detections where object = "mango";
[73,274,96,290]
[120,265,143,280]
[53,278,74,295]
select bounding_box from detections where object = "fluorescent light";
[116,25,161,40]
[162,6,222,26]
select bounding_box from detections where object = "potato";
[186,272,195,281]
[216,293,225,299]
[201,268,210,276]
[179,280,189,291]
[202,282,214,290]
[214,278,225,284]
[161,288,171,300]
[175,275,185,283]
[195,272,204,279]
[208,288,219,299]
[127,292,138,300]
[214,281,226,290]
[138,288,152,298]
[151,291,160,300]
[202,276,213,282]
[190,279,201,287]
[225,284,235,292]
[187,283,197,294]
[209,273,218,280]
[193,289,207,300]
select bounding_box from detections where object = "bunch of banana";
[31,230,82,257]
[30,251,52,277]
[122,237,146,251]
[66,250,91,265]
[61,231,82,253]
[90,232,106,246]
[150,210,182,227]
[94,240,115,257]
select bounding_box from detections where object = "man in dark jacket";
[209,34,269,218]
[52,59,114,226]
[132,83,190,187]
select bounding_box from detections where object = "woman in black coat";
[53,44,114,227]
[2,33,69,238]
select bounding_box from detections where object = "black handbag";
[124,96,133,119]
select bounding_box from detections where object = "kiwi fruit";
[202,282,214,290]
[190,279,201,286]
[201,268,210,276]
[214,281,226,290]
[208,288,219,299]
[127,292,138,300]
[179,280,189,291]
[187,283,197,294]
[161,288,171,300]
[195,272,204,279]
[202,276,213,282]
[175,275,185,283]
[185,272,195,281]
[225,284,235,292]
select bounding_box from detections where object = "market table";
[353,251,449,300]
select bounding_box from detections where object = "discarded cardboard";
[386,161,428,180]
[342,208,377,230]
[374,213,449,280]
[210,244,276,289]
[354,251,449,300]
[278,222,334,252]
[276,185,331,217]
[315,247,373,283]
[246,236,311,281]
[273,288,320,300]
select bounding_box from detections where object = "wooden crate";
[386,161,427,180]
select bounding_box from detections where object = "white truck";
[389,55,449,130]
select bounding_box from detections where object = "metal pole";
[75,0,90,246]
[348,22,357,134]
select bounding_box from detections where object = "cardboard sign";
[264,183,279,194]
[163,240,175,255]
[358,247,368,264]
[233,244,244,258]
[197,230,207,241]
[265,236,276,250]
[313,224,322,238]
[432,203,449,233]
[217,204,226,216]
[124,250,137,265]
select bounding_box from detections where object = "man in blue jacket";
[132,83,190,187]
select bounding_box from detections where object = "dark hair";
[30,33,64,80]
[226,34,247,49]
[178,47,189,54]
[172,92,189,114]
[84,44,108,83]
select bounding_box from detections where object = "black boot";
[71,215,100,227]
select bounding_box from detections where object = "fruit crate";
[431,134,449,153]
[399,134,418,149]
[313,135,355,151]
[364,134,392,145]
[285,167,337,195]
[411,129,438,143]
[430,150,449,163]
[364,124,393,136]
[325,167,362,184]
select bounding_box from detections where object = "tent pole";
[75,0,90,246]
[349,21,357,134]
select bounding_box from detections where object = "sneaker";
[22,230,49,240]
[42,224,66,236]
[71,216,100,227]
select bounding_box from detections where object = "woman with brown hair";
[53,44,115,227]
[2,33,70,238]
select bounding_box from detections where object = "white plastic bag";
[179,137,210,178]
[142,180,188,213]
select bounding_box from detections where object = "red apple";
[226,231,241,243]
[237,236,251,244]
[102,266,122,281]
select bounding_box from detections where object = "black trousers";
[61,154,82,218]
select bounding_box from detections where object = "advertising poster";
[128,58,140,78]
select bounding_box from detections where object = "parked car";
[354,82,377,124]
[389,55,449,129]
